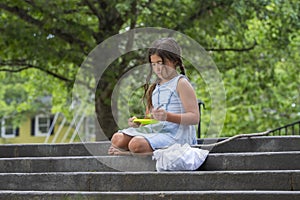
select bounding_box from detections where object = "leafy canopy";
[0,0,299,137]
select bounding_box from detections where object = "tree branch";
[206,41,257,52]
[0,3,43,26]
[0,60,73,83]
[0,2,90,50]
[188,1,230,22]
[0,59,95,91]
[83,0,102,20]
[83,0,106,44]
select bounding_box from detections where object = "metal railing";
[197,100,205,138]
[196,99,300,138]
[268,120,300,136]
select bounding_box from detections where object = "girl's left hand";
[128,116,140,128]
[152,108,167,121]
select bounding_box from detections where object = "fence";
[268,120,300,136]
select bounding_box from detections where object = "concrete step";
[1,151,299,173]
[0,141,111,158]
[200,151,300,171]
[0,170,299,191]
[0,190,300,200]
[199,136,300,153]
[0,155,155,172]
[1,136,299,199]
[0,136,299,158]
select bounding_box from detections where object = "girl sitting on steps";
[108,37,199,155]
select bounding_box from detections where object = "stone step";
[0,170,299,191]
[1,151,299,173]
[0,190,300,200]
[0,136,299,158]
[199,136,300,153]
[0,141,111,158]
[0,155,154,172]
[200,151,300,171]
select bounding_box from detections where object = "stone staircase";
[0,136,299,199]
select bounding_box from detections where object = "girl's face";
[150,54,177,82]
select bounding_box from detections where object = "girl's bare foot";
[108,145,132,155]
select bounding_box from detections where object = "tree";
[0,0,146,139]
[1,0,299,140]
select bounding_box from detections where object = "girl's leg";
[108,132,132,155]
[128,136,153,154]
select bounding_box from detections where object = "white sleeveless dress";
[118,75,197,150]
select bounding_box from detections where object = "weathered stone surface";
[0,191,300,200]
[0,136,299,199]
[0,170,299,191]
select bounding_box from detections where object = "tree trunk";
[94,84,118,140]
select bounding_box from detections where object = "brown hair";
[143,38,185,113]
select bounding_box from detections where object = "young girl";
[108,38,199,155]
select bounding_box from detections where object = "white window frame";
[35,114,51,137]
[85,116,96,140]
[1,118,17,138]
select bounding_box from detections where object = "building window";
[34,114,51,137]
[85,117,95,135]
[1,118,19,138]
[84,116,96,141]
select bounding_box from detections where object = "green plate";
[133,118,159,125]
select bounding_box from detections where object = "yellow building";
[0,113,95,144]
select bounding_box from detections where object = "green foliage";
[0,0,299,138]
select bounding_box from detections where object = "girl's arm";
[152,78,200,125]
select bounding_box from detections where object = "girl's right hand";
[128,116,140,128]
